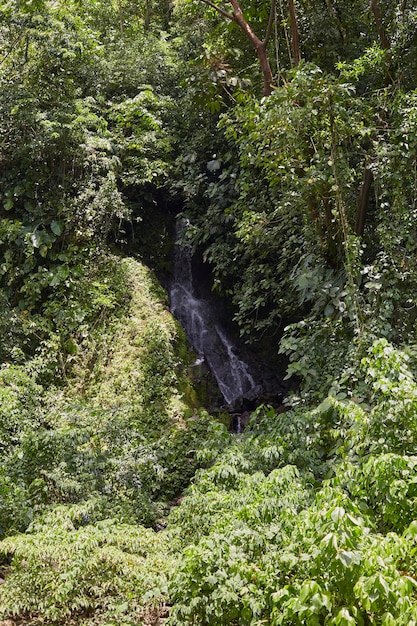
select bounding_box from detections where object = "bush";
[0,502,172,624]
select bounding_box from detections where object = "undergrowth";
[3,322,417,625]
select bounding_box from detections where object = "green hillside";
[2,1,417,624]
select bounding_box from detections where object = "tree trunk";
[370,0,390,49]
[256,42,275,96]
[355,168,373,236]
[288,0,300,65]
[229,0,275,95]
[145,0,152,30]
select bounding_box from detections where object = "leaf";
[338,550,361,567]
[13,185,25,196]
[30,231,41,248]
[365,281,382,291]
[51,220,63,236]
[311,591,332,612]
[339,550,353,567]
[404,520,417,539]
[4,198,14,211]
[376,574,390,596]
[334,608,356,625]
[331,507,345,523]
[49,265,69,286]
[207,159,221,172]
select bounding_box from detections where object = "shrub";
[0,503,172,624]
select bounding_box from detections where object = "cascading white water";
[169,219,261,407]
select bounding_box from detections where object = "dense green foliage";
[1,0,417,624]
[168,339,417,624]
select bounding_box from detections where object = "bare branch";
[229,0,242,16]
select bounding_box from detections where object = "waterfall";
[169,219,261,407]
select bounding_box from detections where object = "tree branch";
[118,0,124,34]
[228,0,264,48]
[198,0,275,95]
[199,0,236,21]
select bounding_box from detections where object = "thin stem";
[355,168,373,236]
[0,33,24,67]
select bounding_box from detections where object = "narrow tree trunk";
[25,34,29,63]
[370,0,390,49]
[256,43,274,96]
[288,0,300,65]
[163,0,174,30]
[145,0,152,30]
[355,168,373,236]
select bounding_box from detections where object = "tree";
[288,0,300,66]
[370,0,390,50]
[197,0,277,95]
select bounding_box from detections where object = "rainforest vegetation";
[1,0,417,623]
